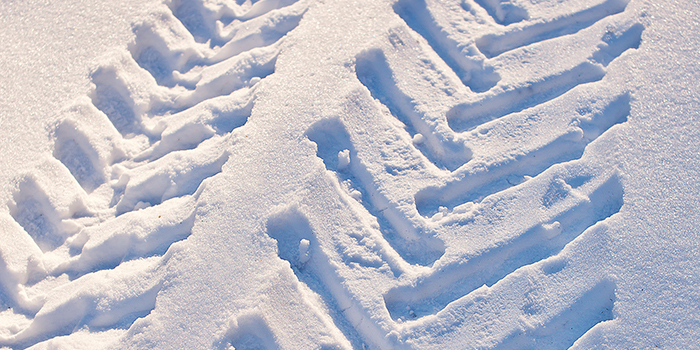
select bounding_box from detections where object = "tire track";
[0,0,642,348]
[0,0,305,347]
[289,0,641,347]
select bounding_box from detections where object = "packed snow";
[1,0,699,349]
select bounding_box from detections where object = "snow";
[1,0,699,349]
[337,150,351,171]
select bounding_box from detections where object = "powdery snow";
[1,0,699,349]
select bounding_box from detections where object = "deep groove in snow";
[475,0,630,58]
[417,93,630,217]
[393,0,500,93]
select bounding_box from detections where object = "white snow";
[298,239,311,265]
[1,0,699,349]
[337,149,351,171]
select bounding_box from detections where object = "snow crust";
[1,0,699,349]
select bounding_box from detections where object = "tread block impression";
[495,280,616,349]
[266,207,366,349]
[393,0,500,93]
[8,179,64,252]
[356,46,471,171]
[448,22,642,133]
[475,0,630,58]
[417,93,630,217]
[306,116,445,266]
[53,121,105,192]
[386,173,623,320]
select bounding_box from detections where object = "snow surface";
[1,0,699,349]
